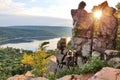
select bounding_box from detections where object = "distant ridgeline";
[0,26,72,45]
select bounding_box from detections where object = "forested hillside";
[0,47,33,80]
[0,26,72,44]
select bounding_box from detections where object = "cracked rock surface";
[89,67,120,80]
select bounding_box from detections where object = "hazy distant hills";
[0,26,72,44]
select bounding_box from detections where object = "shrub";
[67,40,72,50]
[47,50,55,55]
[56,69,74,78]
[32,50,49,77]
[21,53,34,65]
[56,56,110,78]
[78,57,110,74]
[21,42,50,77]
[48,72,56,80]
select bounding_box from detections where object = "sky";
[0,0,119,27]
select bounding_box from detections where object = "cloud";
[0,0,24,9]
[31,0,37,2]
[0,0,73,26]
[0,0,25,15]
[0,0,119,26]
[14,6,72,19]
[0,0,76,19]
[0,0,119,19]
[0,14,72,27]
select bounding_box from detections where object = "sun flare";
[94,10,102,19]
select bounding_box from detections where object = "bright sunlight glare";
[94,10,102,19]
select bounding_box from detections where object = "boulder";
[25,71,33,77]
[73,37,83,45]
[81,41,91,57]
[104,50,119,60]
[108,57,120,68]
[30,77,48,80]
[7,75,30,80]
[57,74,94,80]
[105,50,119,56]
[49,55,57,63]
[57,75,72,80]
[8,75,48,80]
[92,51,101,57]
[89,67,120,80]
[73,74,94,80]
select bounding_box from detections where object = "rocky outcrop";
[57,74,94,80]
[71,1,119,65]
[7,71,48,80]
[57,67,120,80]
[8,67,120,80]
[89,67,120,80]
[8,76,48,80]
[25,71,33,77]
[108,57,120,68]
[92,49,119,60]
[30,77,48,80]
[57,75,71,80]
[7,74,31,80]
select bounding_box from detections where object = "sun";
[94,10,102,19]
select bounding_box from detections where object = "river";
[0,37,71,51]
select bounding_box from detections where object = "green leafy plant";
[67,40,72,50]
[56,69,74,78]
[48,72,56,80]
[32,50,49,77]
[21,42,50,77]
[0,47,33,79]
[56,56,110,78]
[39,42,50,50]
[47,50,55,55]
[78,57,110,74]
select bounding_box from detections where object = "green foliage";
[47,50,55,55]
[21,51,48,77]
[21,53,34,65]
[0,47,33,79]
[0,73,12,80]
[67,40,72,50]
[116,26,120,50]
[48,72,56,80]
[116,38,120,50]
[32,42,50,77]
[116,2,120,50]
[116,3,120,9]
[39,42,50,50]
[115,3,120,23]
[56,69,74,78]
[56,57,110,78]
[32,50,49,77]
[78,57,110,74]
[21,42,50,77]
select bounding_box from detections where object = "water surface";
[1,37,71,51]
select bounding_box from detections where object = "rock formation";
[55,1,119,70]
[57,67,120,80]
[89,67,120,80]
[71,1,119,64]
[7,71,48,80]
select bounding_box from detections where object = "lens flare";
[94,10,102,19]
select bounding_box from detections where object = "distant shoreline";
[0,36,65,45]
[0,26,72,45]
[1,37,71,51]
